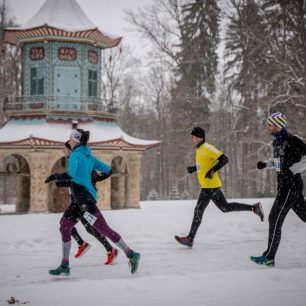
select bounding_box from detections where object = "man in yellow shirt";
[175,127,264,247]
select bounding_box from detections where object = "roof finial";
[72,120,78,129]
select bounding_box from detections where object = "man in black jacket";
[251,112,306,267]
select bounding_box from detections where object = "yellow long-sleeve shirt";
[196,142,223,188]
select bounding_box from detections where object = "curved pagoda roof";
[0,119,160,151]
[4,0,122,48]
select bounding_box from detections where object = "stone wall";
[0,147,142,213]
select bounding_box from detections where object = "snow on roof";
[5,0,122,48]
[0,119,159,147]
[19,0,97,31]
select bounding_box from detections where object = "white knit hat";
[70,130,82,143]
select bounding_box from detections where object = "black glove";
[257,161,267,169]
[45,173,58,183]
[94,172,112,183]
[55,180,71,188]
[187,166,197,174]
[205,169,215,179]
[92,170,99,183]
[92,169,112,184]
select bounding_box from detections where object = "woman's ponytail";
[76,129,90,145]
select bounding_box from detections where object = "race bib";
[274,158,281,172]
[83,211,97,226]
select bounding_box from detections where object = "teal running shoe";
[250,255,275,267]
[49,264,70,276]
[128,252,141,274]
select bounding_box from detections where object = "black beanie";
[191,126,205,140]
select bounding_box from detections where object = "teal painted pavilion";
[5,0,121,118]
[0,0,158,213]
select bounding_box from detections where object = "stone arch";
[47,156,70,213]
[0,153,31,213]
[110,155,130,209]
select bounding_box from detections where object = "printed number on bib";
[83,211,97,226]
[274,158,281,172]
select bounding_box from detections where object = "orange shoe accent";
[104,248,118,265]
[75,242,91,258]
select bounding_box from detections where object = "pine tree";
[224,0,271,196]
[147,188,160,201]
[0,0,20,124]
[169,0,221,195]
[171,0,220,127]
[181,189,192,200]
[171,184,181,200]
[260,0,306,136]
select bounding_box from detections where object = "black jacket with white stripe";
[272,133,306,189]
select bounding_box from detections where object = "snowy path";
[0,199,306,306]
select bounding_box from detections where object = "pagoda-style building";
[0,0,158,213]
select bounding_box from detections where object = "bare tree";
[125,0,185,71]
[126,0,221,198]
[0,0,20,124]
[143,65,172,199]
[101,44,140,111]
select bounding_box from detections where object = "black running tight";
[188,188,253,240]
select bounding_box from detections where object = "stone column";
[96,179,111,210]
[0,151,5,163]
[126,154,142,209]
[117,175,126,209]
[16,175,30,212]
[28,151,51,212]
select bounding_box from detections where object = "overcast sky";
[7,0,152,53]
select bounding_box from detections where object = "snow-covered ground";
[1,198,306,306]
[0,204,16,214]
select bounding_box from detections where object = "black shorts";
[61,201,83,223]
[70,182,100,215]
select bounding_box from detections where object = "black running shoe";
[174,235,193,247]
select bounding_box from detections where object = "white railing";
[3,95,117,114]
